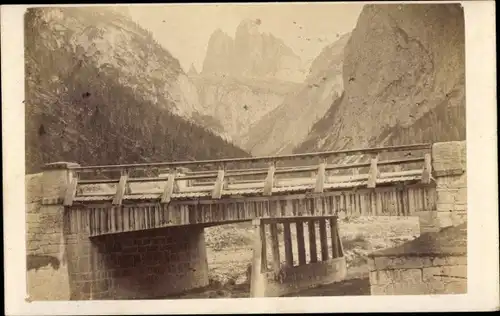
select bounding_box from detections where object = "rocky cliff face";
[242,33,351,155]
[295,4,465,153]
[202,19,306,83]
[190,74,299,148]
[25,7,248,173]
[191,19,305,146]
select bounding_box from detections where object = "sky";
[124,3,364,72]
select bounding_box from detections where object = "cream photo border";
[2,1,498,314]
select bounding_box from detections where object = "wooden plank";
[112,174,129,205]
[283,222,293,267]
[367,157,379,188]
[95,208,100,235]
[117,206,123,232]
[330,217,340,258]
[63,177,79,206]
[295,222,306,265]
[212,169,225,199]
[421,153,432,184]
[269,223,281,272]
[337,225,345,257]
[100,208,106,234]
[263,164,275,196]
[319,219,329,261]
[110,206,116,233]
[308,220,318,263]
[160,171,176,204]
[259,222,268,272]
[89,208,94,235]
[154,205,160,227]
[75,208,81,233]
[123,207,130,231]
[314,162,326,193]
[250,218,265,297]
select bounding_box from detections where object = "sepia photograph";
[1,1,498,314]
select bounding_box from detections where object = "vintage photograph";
[23,2,469,301]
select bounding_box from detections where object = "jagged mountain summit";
[189,19,306,147]
[202,19,307,83]
[25,7,249,173]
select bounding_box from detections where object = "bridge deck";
[60,144,435,236]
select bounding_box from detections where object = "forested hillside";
[25,7,249,174]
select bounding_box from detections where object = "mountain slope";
[25,7,249,174]
[242,33,351,155]
[190,74,300,148]
[190,20,305,146]
[295,4,465,153]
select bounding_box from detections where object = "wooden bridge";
[62,143,435,237]
[30,141,468,300]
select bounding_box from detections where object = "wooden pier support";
[250,215,347,297]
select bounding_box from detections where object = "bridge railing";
[64,143,433,206]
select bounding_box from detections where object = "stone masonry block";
[373,256,433,270]
[431,141,466,173]
[422,266,444,281]
[399,268,423,284]
[442,265,467,278]
[392,281,430,295]
[436,189,460,204]
[436,211,454,228]
[370,284,392,295]
[435,175,467,189]
[444,281,467,294]
[367,258,376,271]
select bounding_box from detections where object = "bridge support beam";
[250,216,347,297]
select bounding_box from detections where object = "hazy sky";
[124,3,364,72]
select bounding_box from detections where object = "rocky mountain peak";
[235,18,262,37]
[201,19,305,82]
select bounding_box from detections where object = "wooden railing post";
[160,170,176,204]
[263,162,276,196]
[112,170,129,205]
[63,171,79,206]
[421,153,432,184]
[314,160,326,193]
[212,168,225,199]
[367,156,379,188]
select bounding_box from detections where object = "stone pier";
[26,162,209,300]
[417,141,467,233]
[368,223,467,295]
